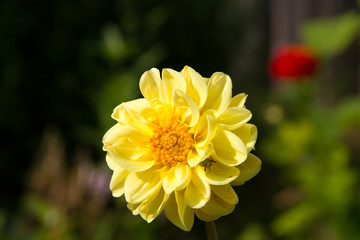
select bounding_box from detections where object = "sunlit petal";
[217,107,252,130]
[232,124,258,152]
[172,89,200,127]
[181,66,208,109]
[106,155,129,197]
[161,68,187,103]
[111,98,153,134]
[139,68,161,101]
[211,130,248,166]
[187,143,213,167]
[229,93,248,108]
[128,189,170,223]
[124,167,162,204]
[165,194,191,231]
[202,72,232,113]
[194,111,217,147]
[108,150,154,172]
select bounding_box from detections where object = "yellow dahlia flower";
[103,66,261,231]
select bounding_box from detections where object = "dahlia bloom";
[269,44,318,80]
[103,66,261,231]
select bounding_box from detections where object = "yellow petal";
[184,167,211,208]
[202,72,232,113]
[229,93,248,108]
[128,189,170,223]
[161,68,187,103]
[194,208,218,222]
[111,98,153,134]
[174,163,191,191]
[107,150,154,172]
[109,162,129,197]
[162,167,177,194]
[103,124,149,150]
[124,168,162,204]
[211,130,248,166]
[149,99,173,126]
[162,164,191,194]
[194,111,217,147]
[187,143,213,167]
[109,137,143,160]
[195,192,235,221]
[217,107,252,130]
[232,124,258,152]
[165,194,193,231]
[211,184,238,205]
[105,152,118,171]
[102,123,124,149]
[181,66,208,109]
[127,202,141,216]
[175,190,194,231]
[172,89,199,127]
[231,153,261,186]
[197,161,239,185]
[139,68,161,101]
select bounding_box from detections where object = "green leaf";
[271,203,320,237]
[301,11,360,58]
[335,96,360,130]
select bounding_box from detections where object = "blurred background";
[1,0,360,239]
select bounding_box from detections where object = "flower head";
[103,66,261,231]
[269,44,318,81]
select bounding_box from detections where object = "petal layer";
[211,130,248,166]
[231,153,262,186]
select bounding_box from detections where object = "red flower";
[269,44,318,81]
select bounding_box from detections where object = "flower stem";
[205,221,218,240]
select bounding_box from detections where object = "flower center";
[150,119,194,166]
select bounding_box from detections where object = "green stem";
[205,221,218,240]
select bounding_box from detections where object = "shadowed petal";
[194,192,235,222]
[211,184,238,205]
[231,153,261,186]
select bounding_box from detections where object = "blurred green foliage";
[263,96,360,239]
[301,11,360,58]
